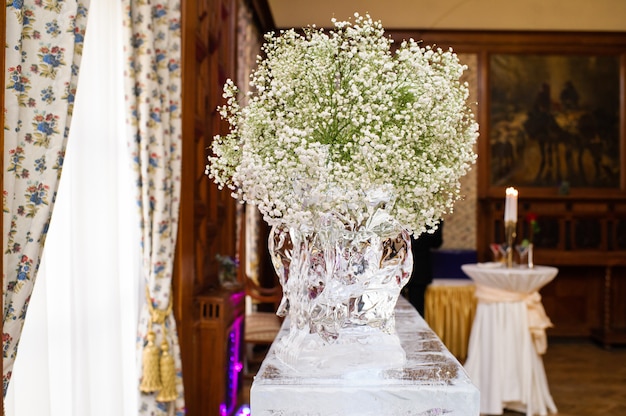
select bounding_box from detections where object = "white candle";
[504,187,518,222]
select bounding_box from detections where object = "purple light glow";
[217,291,245,416]
[230,290,245,303]
[223,314,244,415]
[235,404,252,416]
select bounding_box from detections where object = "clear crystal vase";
[268,207,413,374]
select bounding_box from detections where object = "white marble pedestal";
[250,297,479,415]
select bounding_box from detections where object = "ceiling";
[266,0,626,32]
[265,0,444,29]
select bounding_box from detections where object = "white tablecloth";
[462,264,558,416]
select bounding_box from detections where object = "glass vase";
[527,242,534,268]
[268,208,413,374]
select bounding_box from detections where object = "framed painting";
[486,52,623,193]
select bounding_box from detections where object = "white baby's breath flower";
[206,13,478,235]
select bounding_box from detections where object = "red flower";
[525,212,540,242]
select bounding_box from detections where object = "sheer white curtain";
[5,1,141,415]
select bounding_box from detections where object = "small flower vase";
[268,208,413,374]
[527,242,534,268]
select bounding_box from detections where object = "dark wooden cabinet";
[195,290,245,416]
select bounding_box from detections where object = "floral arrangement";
[216,254,239,287]
[206,14,478,235]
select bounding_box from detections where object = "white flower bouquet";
[206,13,478,235]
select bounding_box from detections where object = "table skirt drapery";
[473,284,553,355]
[425,279,476,362]
[464,301,557,415]
[462,264,558,416]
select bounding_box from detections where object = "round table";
[462,263,558,416]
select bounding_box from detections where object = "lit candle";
[504,187,518,223]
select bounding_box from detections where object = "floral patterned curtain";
[121,1,184,414]
[3,0,90,395]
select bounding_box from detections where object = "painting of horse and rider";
[489,53,621,189]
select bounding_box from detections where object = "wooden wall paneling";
[179,0,241,414]
[386,29,626,344]
[610,267,626,330]
[614,202,626,249]
[542,266,603,337]
[621,53,626,190]
[249,0,275,33]
[179,0,203,413]
[591,265,626,346]
[207,0,238,274]
[474,49,490,261]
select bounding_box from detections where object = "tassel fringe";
[141,286,177,402]
[139,330,162,393]
[156,341,177,402]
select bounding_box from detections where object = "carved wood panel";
[477,198,626,265]
[178,0,239,414]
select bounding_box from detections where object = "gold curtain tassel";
[156,340,177,402]
[139,330,162,393]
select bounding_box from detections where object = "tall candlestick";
[504,187,518,223]
[504,187,518,268]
